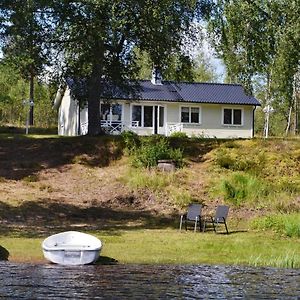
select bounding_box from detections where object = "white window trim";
[222,107,244,126]
[179,105,202,124]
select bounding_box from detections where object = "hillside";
[0,134,299,236]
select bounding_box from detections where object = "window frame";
[179,105,201,124]
[222,107,243,126]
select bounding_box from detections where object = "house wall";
[58,88,79,136]
[124,101,254,138]
[58,95,255,138]
[179,103,254,138]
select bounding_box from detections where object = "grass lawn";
[0,134,299,269]
[1,229,299,268]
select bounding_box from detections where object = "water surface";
[0,262,299,299]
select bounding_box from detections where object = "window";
[191,107,200,123]
[111,104,122,121]
[144,106,153,127]
[181,107,189,123]
[159,106,164,127]
[132,105,165,127]
[223,108,242,125]
[101,104,110,120]
[100,103,122,121]
[181,106,200,123]
[132,105,142,126]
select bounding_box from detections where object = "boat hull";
[42,231,102,265]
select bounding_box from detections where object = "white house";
[54,72,261,138]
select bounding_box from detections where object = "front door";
[153,105,165,135]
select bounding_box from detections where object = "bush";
[214,149,257,171]
[170,131,188,139]
[215,151,235,169]
[121,131,140,154]
[22,174,39,183]
[132,137,183,168]
[220,173,268,206]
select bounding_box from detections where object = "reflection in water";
[0,246,9,261]
[0,262,299,299]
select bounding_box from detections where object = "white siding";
[167,103,254,138]
[58,88,79,136]
[58,93,255,138]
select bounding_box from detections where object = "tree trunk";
[87,71,102,136]
[285,106,293,136]
[296,95,300,135]
[293,73,299,135]
[29,73,34,126]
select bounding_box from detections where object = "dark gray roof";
[132,80,260,106]
[67,78,260,106]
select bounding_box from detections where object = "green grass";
[251,213,300,237]
[1,229,299,268]
[120,168,196,207]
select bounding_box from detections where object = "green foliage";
[248,252,300,269]
[251,214,300,238]
[220,173,267,206]
[214,148,258,172]
[22,174,39,183]
[123,169,175,193]
[210,139,300,209]
[207,0,300,135]
[121,167,196,209]
[134,47,219,82]
[2,229,299,267]
[132,137,183,168]
[192,51,219,82]
[169,188,194,208]
[121,131,140,154]
[0,63,57,127]
[170,131,188,139]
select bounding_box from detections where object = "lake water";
[0,262,299,299]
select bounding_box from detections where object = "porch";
[80,120,199,136]
[80,120,139,135]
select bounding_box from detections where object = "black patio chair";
[179,203,202,232]
[202,205,229,234]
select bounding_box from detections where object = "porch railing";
[167,123,183,136]
[80,120,139,135]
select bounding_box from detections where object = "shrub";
[214,149,257,171]
[121,131,140,154]
[215,152,235,169]
[170,131,188,139]
[220,173,267,206]
[224,140,239,148]
[132,137,183,168]
[22,174,39,183]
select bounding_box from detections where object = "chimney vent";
[151,67,163,85]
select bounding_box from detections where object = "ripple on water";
[0,262,299,299]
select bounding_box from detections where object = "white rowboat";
[42,231,102,265]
